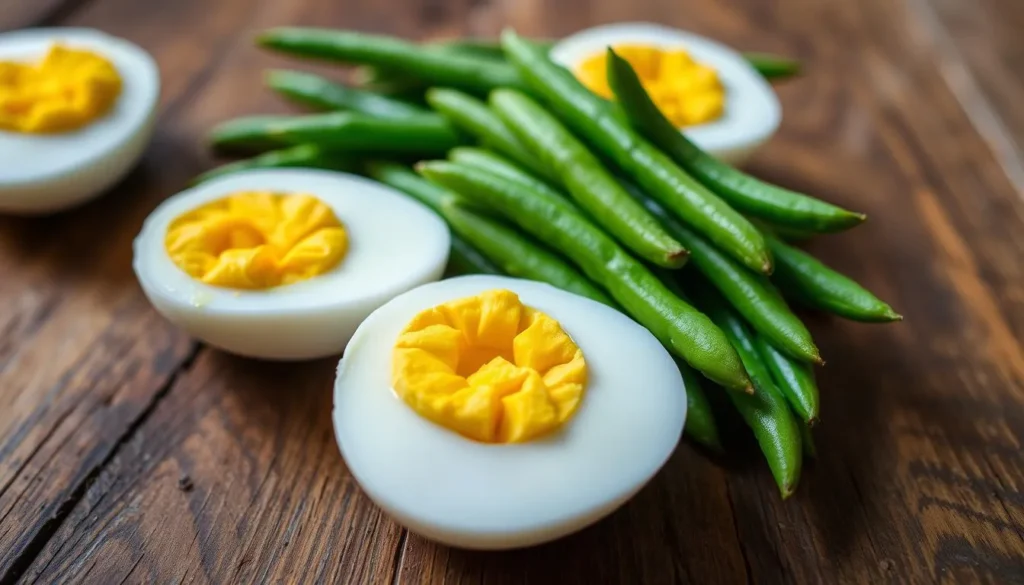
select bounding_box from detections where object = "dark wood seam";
[0,344,200,585]
[723,484,755,585]
[389,529,409,585]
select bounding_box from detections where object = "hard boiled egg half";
[334,275,687,549]
[132,169,450,360]
[0,27,159,214]
[550,22,781,166]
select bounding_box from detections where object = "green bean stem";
[209,112,460,156]
[265,69,428,118]
[743,52,801,80]
[259,28,527,95]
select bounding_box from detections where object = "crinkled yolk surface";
[575,44,725,127]
[393,289,586,444]
[165,191,347,290]
[0,44,122,133]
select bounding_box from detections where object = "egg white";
[333,275,687,549]
[133,169,451,360]
[0,27,160,214]
[550,22,781,166]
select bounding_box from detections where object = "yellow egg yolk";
[0,44,122,133]
[575,44,725,127]
[165,191,348,290]
[393,289,586,444]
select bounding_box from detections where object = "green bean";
[418,160,751,391]
[633,188,820,363]
[606,48,865,233]
[677,360,724,453]
[265,69,428,118]
[207,115,296,154]
[192,145,354,185]
[447,147,566,204]
[766,235,901,322]
[501,30,771,274]
[447,234,502,276]
[258,28,526,94]
[685,279,802,497]
[743,52,801,80]
[800,422,817,459]
[490,88,688,269]
[209,112,460,156]
[433,37,556,60]
[755,334,819,424]
[425,88,552,180]
[366,162,612,305]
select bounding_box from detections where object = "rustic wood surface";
[1,0,1023,583]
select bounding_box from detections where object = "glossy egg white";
[0,27,160,214]
[550,22,781,166]
[133,169,451,360]
[333,275,687,549]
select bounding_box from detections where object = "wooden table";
[2,0,1023,583]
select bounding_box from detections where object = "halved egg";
[333,275,687,549]
[132,169,450,360]
[0,28,159,214]
[550,22,781,165]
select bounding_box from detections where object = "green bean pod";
[447,147,566,203]
[432,37,556,60]
[766,235,901,322]
[192,144,354,185]
[259,28,526,95]
[207,115,296,154]
[366,162,612,305]
[444,203,614,305]
[500,30,771,274]
[754,334,819,424]
[424,88,552,180]
[685,280,803,497]
[490,89,688,269]
[209,112,460,156]
[606,48,865,233]
[448,234,503,276]
[800,422,817,459]
[265,69,428,118]
[677,360,724,453]
[634,189,820,363]
[743,52,801,80]
[418,160,751,391]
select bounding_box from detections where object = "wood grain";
[0,0,1022,583]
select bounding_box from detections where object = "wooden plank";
[0,0,90,31]
[0,0,1022,583]
[0,0,274,580]
[910,0,1024,194]
[20,353,402,585]
[3,0,419,582]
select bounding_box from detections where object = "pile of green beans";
[194,25,900,497]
